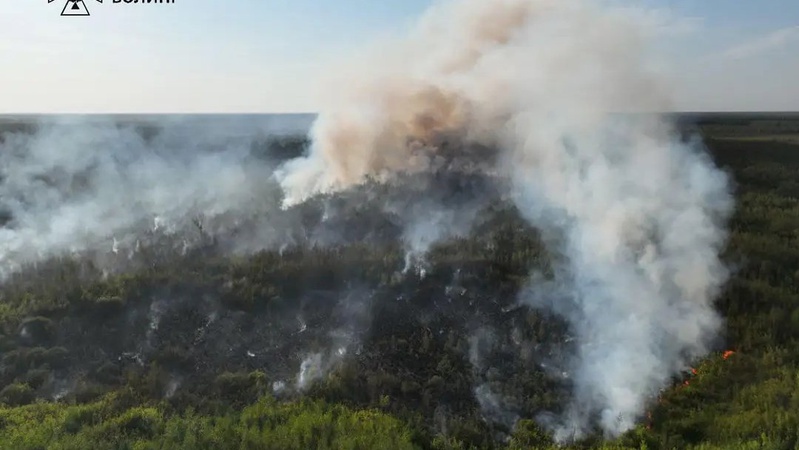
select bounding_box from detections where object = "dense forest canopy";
[0,114,798,449]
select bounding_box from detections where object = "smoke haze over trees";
[1,0,798,448]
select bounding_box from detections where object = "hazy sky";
[1,0,796,113]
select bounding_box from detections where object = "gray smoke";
[295,288,374,392]
[276,0,732,440]
[0,115,313,277]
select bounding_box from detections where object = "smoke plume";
[276,0,732,440]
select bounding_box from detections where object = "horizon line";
[1,110,798,117]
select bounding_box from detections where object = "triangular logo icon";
[61,0,90,16]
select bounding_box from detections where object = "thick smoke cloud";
[276,0,732,440]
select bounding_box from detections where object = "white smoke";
[0,115,313,278]
[512,118,731,440]
[295,288,374,392]
[296,352,325,390]
[276,0,732,441]
[386,186,490,273]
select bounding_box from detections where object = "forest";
[1,113,799,449]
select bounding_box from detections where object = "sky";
[0,0,796,113]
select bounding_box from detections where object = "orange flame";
[723,350,735,360]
